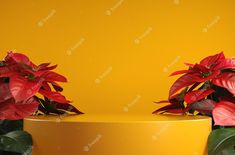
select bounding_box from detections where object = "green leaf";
[208,128,235,155]
[0,120,23,134]
[0,130,32,155]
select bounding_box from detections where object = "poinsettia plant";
[153,52,235,155]
[0,51,83,154]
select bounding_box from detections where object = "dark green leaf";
[0,120,23,134]
[0,131,32,155]
[208,128,235,155]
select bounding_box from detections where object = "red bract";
[0,51,83,120]
[199,52,225,69]
[5,52,31,65]
[0,97,39,120]
[9,75,43,102]
[184,89,214,104]
[213,101,235,126]
[212,72,235,95]
[154,52,235,126]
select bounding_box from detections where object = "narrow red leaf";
[184,89,214,104]
[194,70,220,82]
[154,100,169,104]
[30,61,37,69]
[166,108,187,113]
[43,71,67,82]
[193,64,210,73]
[39,64,57,71]
[42,82,51,91]
[39,89,70,104]
[0,97,39,120]
[200,52,225,68]
[5,52,31,65]
[212,72,235,95]
[212,101,235,126]
[187,82,201,92]
[51,82,63,92]
[0,64,20,75]
[214,58,235,70]
[170,70,193,76]
[184,62,194,67]
[27,69,49,77]
[152,103,181,114]
[169,73,197,97]
[37,63,51,70]
[9,75,44,102]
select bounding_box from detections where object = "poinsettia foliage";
[153,52,235,126]
[0,52,83,120]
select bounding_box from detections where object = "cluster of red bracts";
[0,52,83,120]
[153,52,235,126]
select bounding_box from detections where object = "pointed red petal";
[9,75,44,102]
[187,82,201,92]
[152,103,182,114]
[39,89,70,104]
[39,64,57,71]
[184,62,194,67]
[51,82,63,92]
[184,89,214,104]
[0,64,21,76]
[42,82,51,91]
[5,52,31,65]
[214,58,235,70]
[0,97,39,120]
[37,63,51,70]
[193,64,210,73]
[212,72,235,95]
[200,52,225,68]
[154,100,169,104]
[170,70,193,76]
[43,71,67,82]
[194,70,220,83]
[169,73,197,97]
[212,101,235,126]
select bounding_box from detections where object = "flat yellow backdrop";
[0,0,234,114]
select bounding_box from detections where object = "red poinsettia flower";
[0,52,83,120]
[213,101,235,126]
[154,52,235,126]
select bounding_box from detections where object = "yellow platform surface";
[24,114,211,155]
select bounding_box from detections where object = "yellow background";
[0,0,234,114]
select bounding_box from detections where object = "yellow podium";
[24,114,211,155]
